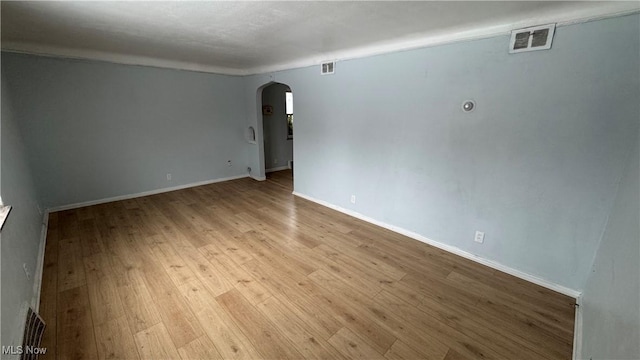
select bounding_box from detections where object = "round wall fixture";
[462,100,475,112]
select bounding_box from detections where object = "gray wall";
[1,14,638,357]
[262,83,293,171]
[2,53,249,209]
[1,70,44,356]
[580,134,639,360]
[244,14,640,291]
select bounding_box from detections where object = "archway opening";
[258,82,293,189]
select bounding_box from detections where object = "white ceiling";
[2,1,638,75]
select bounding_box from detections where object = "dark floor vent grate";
[20,307,46,360]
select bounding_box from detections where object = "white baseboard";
[266,166,290,173]
[33,210,49,312]
[572,296,583,360]
[47,174,250,213]
[251,175,267,181]
[292,191,581,299]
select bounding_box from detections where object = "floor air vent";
[509,24,555,53]
[20,307,46,360]
[321,61,335,75]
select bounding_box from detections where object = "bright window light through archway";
[286,91,293,140]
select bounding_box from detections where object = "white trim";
[246,6,640,75]
[251,175,267,181]
[266,166,290,173]
[47,174,249,212]
[2,6,637,76]
[32,210,49,312]
[572,296,583,360]
[1,42,249,76]
[292,191,582,299]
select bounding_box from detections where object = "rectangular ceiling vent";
[509,24,555,54]
[320,61,335,75]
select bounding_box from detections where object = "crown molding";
[1,42,249,76]
[2,4,638,77]
[245,5,640,75]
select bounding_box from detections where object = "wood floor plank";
[79,218,105,257]
[256,296,348,360]
[170,201,219,234]
[199,245,271,304]
[235,210,324,249]
[242,259,344,341]
[148,197,210,249]
[177,336,223,360]
[379,290,542,360]
[117,268,163,334]
[196,307,261,360]
[211,206,255,233]
[309,262,382,299]
[385,340,445,360]
[133,322,181,360]
[419,294,572,360]
[250,260,397,355]
[374,289,504,359]
[205,230,255,265]
[175,277,261,359]
[446,271,574,343]
[443,349,470,360]
[84,253,126,326]
[56,285,99,360]
[216,288,304,359]
[315,239,407,281]
[94,315,140,360]
[309,269,449,360]
[178,244,236,297]
[42,170,575,360]
[313,244,397,285]
[57,237,87,292]
[141,264,204,348]
[145,238,199,287]
[176,279,218,314]
[58,210,80,240]
[242,230,317,276]
[328,327,386,360]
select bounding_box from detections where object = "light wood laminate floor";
[39,170,575,360]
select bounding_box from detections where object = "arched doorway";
[258,82,293,189]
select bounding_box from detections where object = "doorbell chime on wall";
[462,100,475,112]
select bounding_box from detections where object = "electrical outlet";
[166,173,172,181]
[350,195,356,204]
[227,160,232,167]
[474,231,485,244]
[23,263,31,280]
[274,158,278,164]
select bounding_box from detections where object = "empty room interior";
[1,2,639,360]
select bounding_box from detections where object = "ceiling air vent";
[509,24,555,54]
[321,61,335,75]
